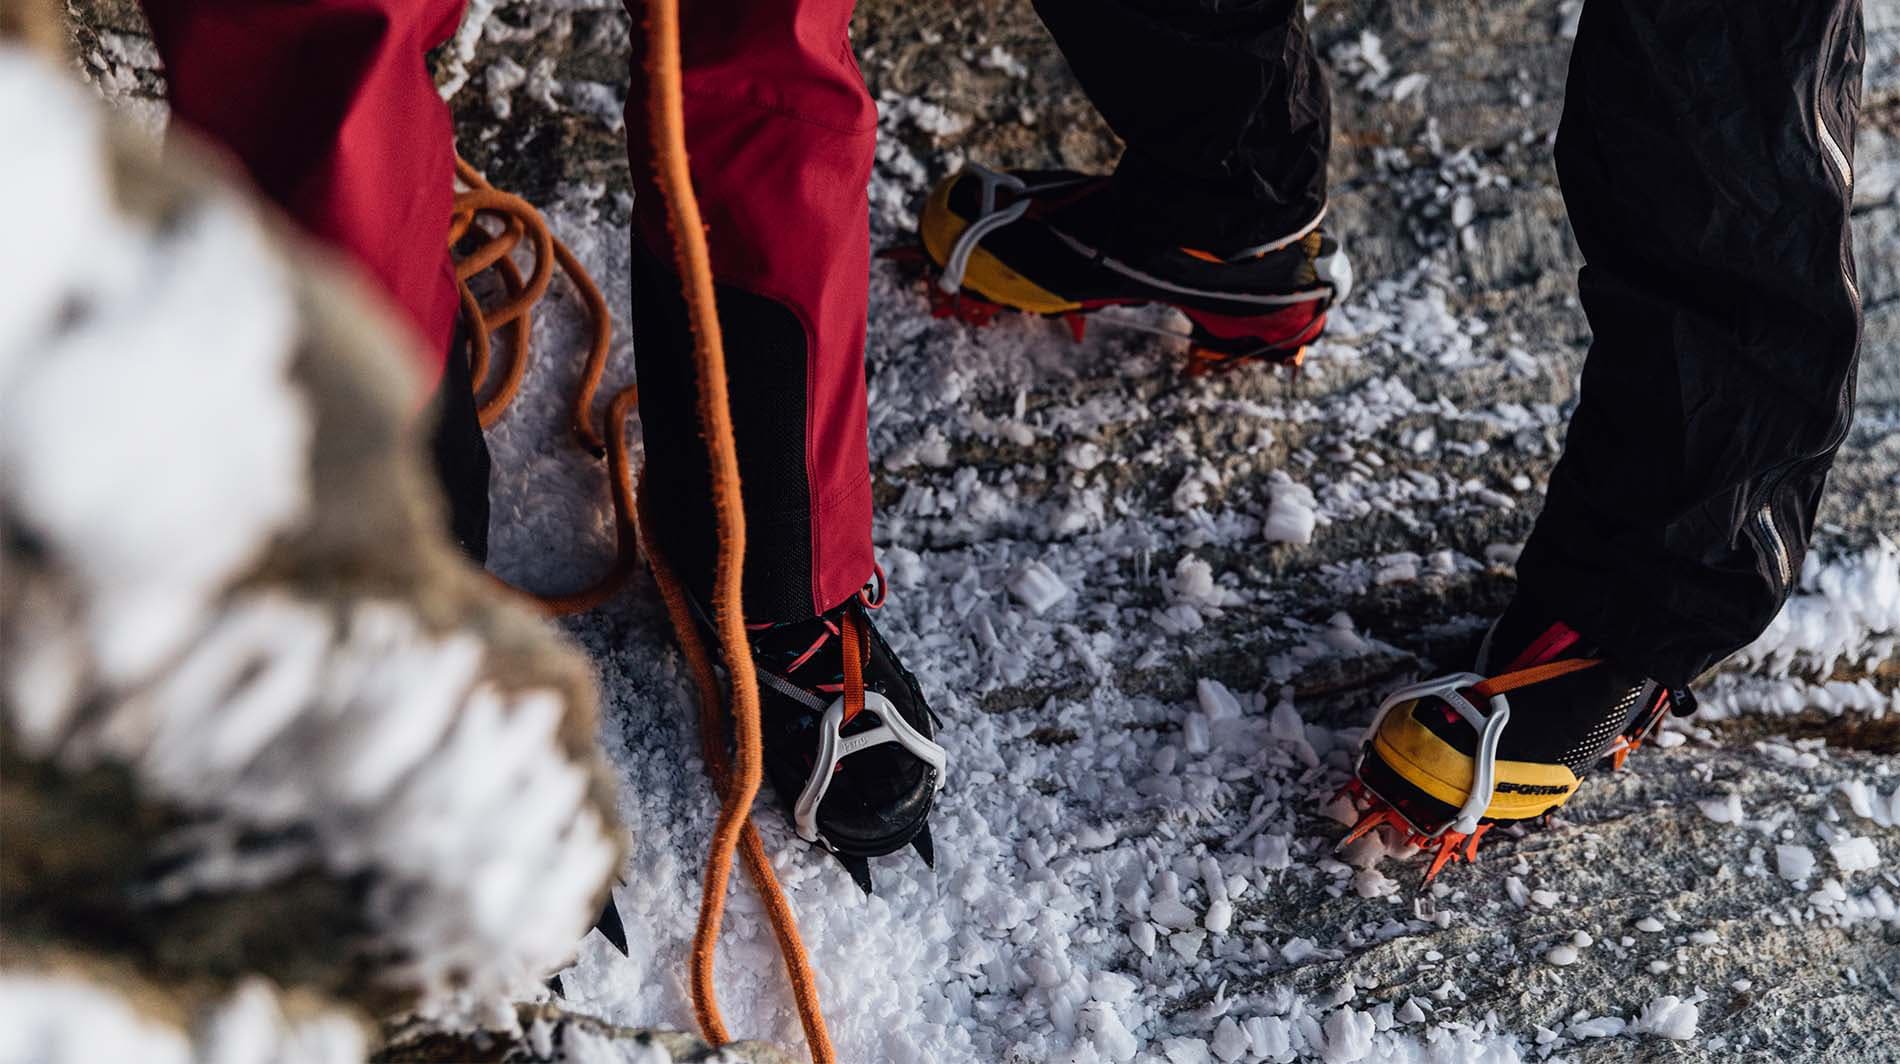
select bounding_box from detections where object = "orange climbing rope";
[450,157,639,615]
[448,2,835,1057]
[637,0,835,1055]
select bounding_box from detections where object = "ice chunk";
[1150,872,1198,930]
[1082,1002,1140,1063]
[1204,898,1234,934]
[1776,844,1816,881]
[1829,836,1880,874]
[1197,678,1243,722]
[1008,560,1069,615]
[1322,1007,1374,1063]
[1569,1016,1627,1039]
[1247,1017,1291,1059]
[1169,929,1207,960]
[1131,921,1157,957]
[1632,995,1700,1041]
[1211,1017,1250,1062]
[1263,474,1318,545]
[1544,945,1579,966]
[1172,554,1221,607]
[1698,793,1745,824]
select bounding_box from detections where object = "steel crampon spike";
[835,852,875,895]
[1183,347,1228,378]
[593,892,629,957]
[1422,831,1469,883]
[911,822,936,869]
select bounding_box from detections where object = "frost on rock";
[0,974,371,1064]
[2,40,620,1053]
[1733,542,1900,679]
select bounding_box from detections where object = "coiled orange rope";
[449,4,835,1057]
[450,158,640,615]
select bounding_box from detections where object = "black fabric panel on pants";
[1517,0,1864,687]
[1029,0,1330,256]
[427,314,492,566]
[631,238,818,622]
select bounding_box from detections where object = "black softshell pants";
[1521,0,1864,686]
[1040,0,1863,686]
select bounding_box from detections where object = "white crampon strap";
[1359,672,1513,838]
[938,165,1031,295]
[793,690,949,848]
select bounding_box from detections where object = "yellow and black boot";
[915,164,1350,375]
[1342,618,1691,882]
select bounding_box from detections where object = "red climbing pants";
[142,0,465,372]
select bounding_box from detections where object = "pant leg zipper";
[1816,104,1861,314]
[1755,501,1793,592]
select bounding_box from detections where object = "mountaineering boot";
[1341,613,1693,882]
[746,570,947,893]
[914,165,1351,375]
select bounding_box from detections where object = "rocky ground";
[60,0,1900,1061]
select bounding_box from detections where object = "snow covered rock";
[1,37,621,1059]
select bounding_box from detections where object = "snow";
[0,52,310,692]
[0,975,363,1064]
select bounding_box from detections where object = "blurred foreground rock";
[0,14,641,1062]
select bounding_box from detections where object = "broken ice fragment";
[1775,844,1815,881]
[1007,560,1069,615]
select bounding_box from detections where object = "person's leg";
[144,0,488,561]
[1515,0,1864,687]
[916,0,1340,373]
[624,0,877,622]
[142,0,465,371]
[624,0,942,870]
[1031,0,1330,256]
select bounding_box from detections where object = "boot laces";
[747,565,888,722]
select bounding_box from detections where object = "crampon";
[1336,621,1693,884]
[889,164,1350,379]
[742,568,948,894]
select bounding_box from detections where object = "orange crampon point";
[1335,777,1497,885]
